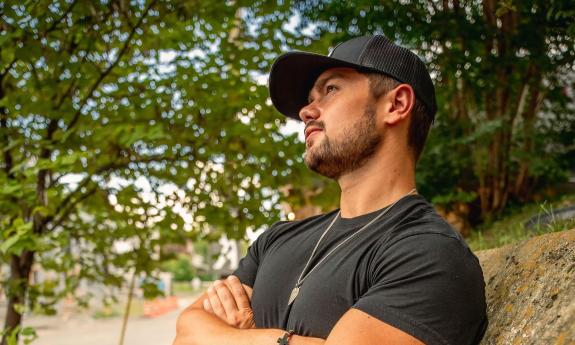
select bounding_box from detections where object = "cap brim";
[269,52,365,121]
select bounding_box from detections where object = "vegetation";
[161,256,195,282]
[0,1,573,344]
[0,1,304,343]
[293,0,575,221]
[467,193,575,251]
[173,281,204,296]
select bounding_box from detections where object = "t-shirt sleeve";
[352,233,487,345]
[232,223,282,288]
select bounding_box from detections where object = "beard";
[305,103,381,180]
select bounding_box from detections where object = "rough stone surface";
[476,229,575,345]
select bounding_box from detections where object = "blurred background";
[0,0,574,344]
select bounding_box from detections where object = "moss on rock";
[476,229,575,344]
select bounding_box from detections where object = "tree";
[161,255,195,282]
[3,1,573,343]
[293,0,575,220]
[0,1,307,343]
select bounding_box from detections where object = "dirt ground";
[25,297,195,345]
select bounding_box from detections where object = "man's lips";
[304,127,322,141]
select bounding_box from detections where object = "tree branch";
[33,119,59,235]
[47,185,98,233]
[45,152,183,232]
[55,79,78,111]
[0,82,14,179]
[426,0,439,15]
[66,0,158,132]
[46,0,79,33]
[0,58,18,80]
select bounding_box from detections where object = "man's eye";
[326,85,337,94]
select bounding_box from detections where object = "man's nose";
[299,102,320,123]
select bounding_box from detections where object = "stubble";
[305,103,381,180]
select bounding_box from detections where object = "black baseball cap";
[268,35,437,121]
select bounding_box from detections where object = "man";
[174,35,488,345]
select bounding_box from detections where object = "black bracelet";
[277,330,295,345]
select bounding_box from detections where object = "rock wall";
[476,229,575,344]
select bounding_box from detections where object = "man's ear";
[380,84,415,125]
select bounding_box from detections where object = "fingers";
[202,298,213,314]
[214,280,239,321]
[243,284,253,300]
[225,276,251,310]
[206,283,228,320]
[203,276,256,329]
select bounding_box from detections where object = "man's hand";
[203,275,255,329]
[174,276,325,345]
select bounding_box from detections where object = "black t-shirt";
[234,195,488,345]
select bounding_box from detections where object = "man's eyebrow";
[307,73,346,104]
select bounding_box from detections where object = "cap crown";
[329,35,437,118]
[268,35,437,121]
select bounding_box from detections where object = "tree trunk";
[2,252,34,345]
[118,270,137,345]
[476,0,525,219]
[514,75,543,200]
[1,119,53,345]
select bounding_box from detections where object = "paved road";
[26,297,194,345]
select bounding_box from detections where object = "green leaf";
[0,233,23,254]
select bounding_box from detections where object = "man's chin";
[305,157,340,180]
[304,154,318,172]
[304,146,322,166]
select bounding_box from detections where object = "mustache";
[305,120,325,132]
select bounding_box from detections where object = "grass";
[91,299,145,319]
[173,281,198,296]
[61,282,205,320]
[466,193,575,252]
[92,305,122,319]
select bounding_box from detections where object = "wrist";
[291,335,325,345]
[277,330,294,345]
[234,328,286,345]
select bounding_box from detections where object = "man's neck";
[337,148,416,219]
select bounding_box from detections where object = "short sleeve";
[352,233,487,345]
[233,222,284,288]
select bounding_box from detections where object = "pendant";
[288,287,300,305]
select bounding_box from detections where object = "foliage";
[0,326,36,345]
[90,292,144,318]
[161,255,195,282]
[92,306,122,320]
[292,0,575,218]
[1,0,574,343]
[466,193,575,251]
[173,281,201,295]
[0,0,307,342]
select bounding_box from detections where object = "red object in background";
[143,296,179,317]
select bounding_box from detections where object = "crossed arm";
[173,275,424,345]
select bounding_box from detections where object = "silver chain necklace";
[287,188,417,306]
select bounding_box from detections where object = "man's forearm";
[174,308,324,345]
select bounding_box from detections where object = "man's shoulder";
[390,195,466,243]
[369,196,485,291]
[373,195,477,266]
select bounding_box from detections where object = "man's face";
[300,67,382,180]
